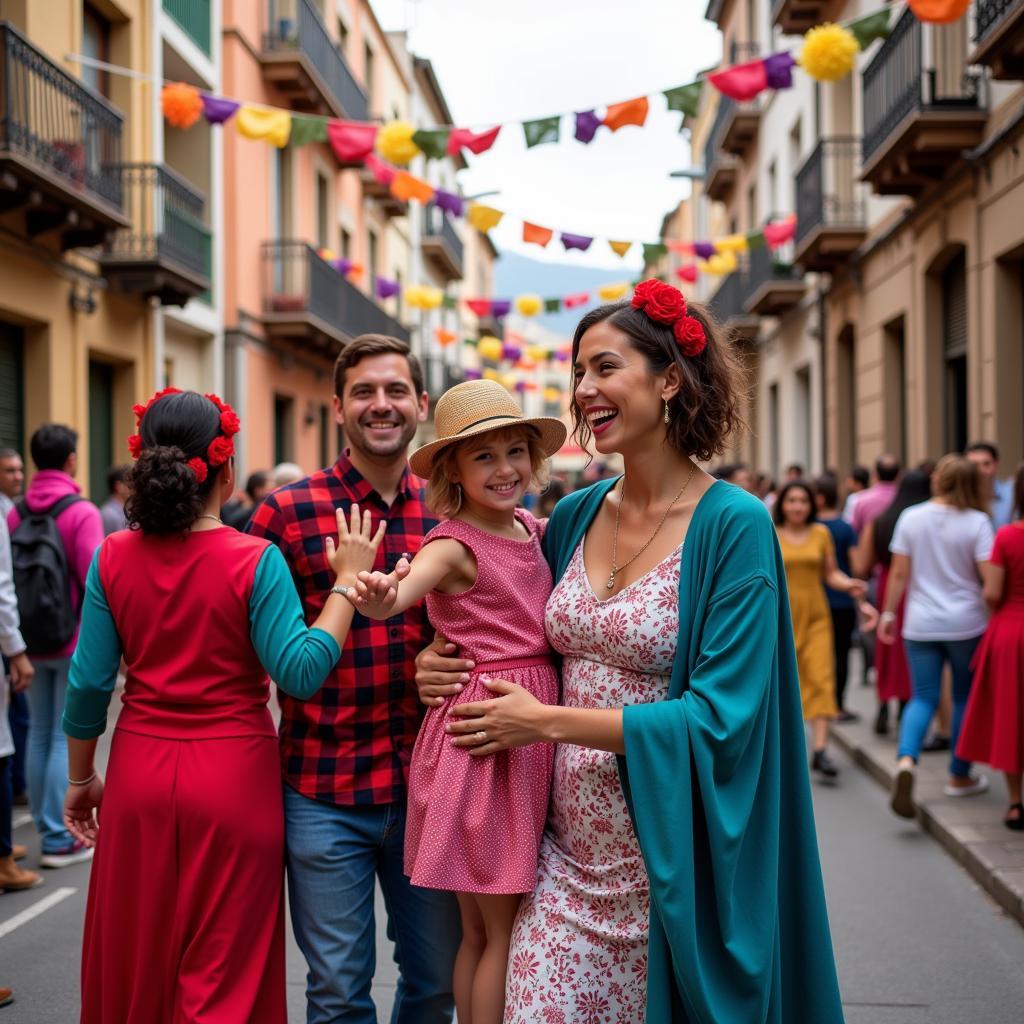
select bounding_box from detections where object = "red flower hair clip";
[631,279,707,358]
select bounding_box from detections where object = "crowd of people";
[0,277,1020,1021]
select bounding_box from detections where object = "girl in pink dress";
[348,380,566,1024]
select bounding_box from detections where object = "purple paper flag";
[514,380,527,393]
[376,277,400,300]
[553,350,570,362]
[433,189,465,218]
[763,52,796,91]
[330,258,353,276]
[502,343,522,361]
[574,110,601,144]
[694,241,716,260]
[201,94,240,124]
[463,367,483,380]
[490,300,511,318]
[561,232,594,252]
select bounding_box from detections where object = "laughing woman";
[418,281,844,1023]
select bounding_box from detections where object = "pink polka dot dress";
[404,509,559,894]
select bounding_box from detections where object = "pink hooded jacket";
[7,469,104,659]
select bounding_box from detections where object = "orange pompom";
[161,82,203,130]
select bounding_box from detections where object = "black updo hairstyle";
[125,391,225,535]
[570,299,747,463]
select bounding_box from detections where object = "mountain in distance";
[493,250,638,338]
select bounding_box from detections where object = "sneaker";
[891,765,916,819]
[39,841,94,869]
[943,774,989,798]
[811,749,840,780]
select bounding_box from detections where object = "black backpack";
[11,494,84,656]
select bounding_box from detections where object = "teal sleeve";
[64,549,122,739]
[249,545,342,700]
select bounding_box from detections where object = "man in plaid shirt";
[248,335,460,1023]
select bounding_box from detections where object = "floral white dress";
[504,540,680,1024]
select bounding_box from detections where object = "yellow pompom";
[799,23,859,83]
[515,294,542,317]
[482,368,501,382]
[543,386,561,403]
[477,336,504,362]
[375,120,420,166]
[404,285,425,309]
[526,345,548,363]
[420,287,444,310]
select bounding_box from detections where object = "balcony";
[703,96,740,202]
[100,164,211,307]
[163,0,211,56]
[743,243,805,316]
[261,240,410,352]
[861,9,987,196]
[794,137,867,272]
[970,0,1024,80]
[0,21,127,250]
[706,270,758,341]
[421,207,463,281]
[360,166,407,217]
[771,0,841,35]
[261,0,369,121]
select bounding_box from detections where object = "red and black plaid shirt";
[247,452,438,805]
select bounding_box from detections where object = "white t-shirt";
[890,502,994,641]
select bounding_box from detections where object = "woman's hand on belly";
[446,678,551,755]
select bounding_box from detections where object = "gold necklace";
[607,465,695,591]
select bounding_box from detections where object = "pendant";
[606,571,615,590]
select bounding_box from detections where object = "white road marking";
[0,887,77,939]
[11,812,32,830]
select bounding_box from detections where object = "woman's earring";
[663,398,670,424]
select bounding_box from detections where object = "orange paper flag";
[435,327,458,347]
[908,0,970,23]
[603,97,649,132]
[608,240,632,258]
[522,222,554,247]
[390,171,435,204]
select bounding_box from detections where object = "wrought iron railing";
[423,206,464,272]
[704,94,736,175]
[104,164,210,281]
[706,269,749,324]
[795,137,865,248]
[974,0,1022,44]
[0,21,124,211]
[262,240,410,343]
[163,0,212,55]
[745,241,797,297]
[863,8,984,164]
[264,0,369,121]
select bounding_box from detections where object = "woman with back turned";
[60,388,384,1023]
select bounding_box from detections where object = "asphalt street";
[3,728,1024,1022]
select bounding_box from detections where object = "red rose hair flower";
[219,409,241,436]
[207,435,235,466]
[187,457,208,483]
[127,433,144,459]
[631,278,707,358]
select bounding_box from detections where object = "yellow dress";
[777,523,838,720]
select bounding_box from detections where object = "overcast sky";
[372,0,722,273]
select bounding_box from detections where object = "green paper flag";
[289,115,328,146]
[544,298,562,313]
[663,82,701,118]
[849,9,891,50]
[523,116,560,148]
[463,336,479,347]
[642,243,668,265]
[413,129,450,161]
[441,294,457,310]
[746,230,766,250]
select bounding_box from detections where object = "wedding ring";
[476,730,487,742]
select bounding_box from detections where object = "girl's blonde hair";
[933,453,986,512]
[425,425,551,519]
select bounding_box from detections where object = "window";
[836,325,857,471]
[82,4,111,98]
[0,323,24,453]
[942,253,968,453]
[883,317,907,464]
[88,360,114,502]
[319,404,330,468]
[273,394,294,465]
[364,44,375,114]
[337,18,348,56]
[794,366,811,472]
[367,228,379,293]
[341,229,352,259]
[315,171,329,250]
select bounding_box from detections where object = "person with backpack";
[7,424,102,867]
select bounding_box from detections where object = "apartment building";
[697,0,1024,478]
[0,0,219,499]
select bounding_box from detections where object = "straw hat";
[409,379,567,479]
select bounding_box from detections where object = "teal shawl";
[542,479,844,1024]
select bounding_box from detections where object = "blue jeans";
[284,785,461,1024]
[898,636,981,779]
[27,658,73,852]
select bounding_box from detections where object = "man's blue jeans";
[898,636,981,779]
[284,784,461,1024]
[27,658,73,852]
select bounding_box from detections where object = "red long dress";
[874,563,913,704]
[958,522,1024,773]
[80,529,288,1023]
